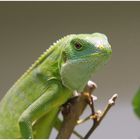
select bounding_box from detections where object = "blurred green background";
[0,2,140,138]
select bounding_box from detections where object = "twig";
[84,93,118,139]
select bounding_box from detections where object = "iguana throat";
[61,53,110,92]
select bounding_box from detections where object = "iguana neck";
[36,45,63,81]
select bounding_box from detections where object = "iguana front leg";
[18,82,71,139]
[33,109,59,138]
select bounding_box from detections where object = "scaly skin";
[0,33,112,138]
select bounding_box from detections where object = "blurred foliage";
[132,88,140,118]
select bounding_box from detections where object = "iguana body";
[0,33,112,138]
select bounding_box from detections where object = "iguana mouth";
[66,52,109,64]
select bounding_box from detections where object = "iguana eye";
[74,42,83,50]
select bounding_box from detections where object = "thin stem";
[73,130,84,139]
[84,94,118,139]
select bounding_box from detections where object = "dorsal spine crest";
[9,34,73,89]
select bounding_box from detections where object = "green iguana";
[0,33,112,138]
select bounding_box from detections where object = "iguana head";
[60,33,112,92]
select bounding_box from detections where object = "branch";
[56,81,97,139]
[56,81,118,139]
